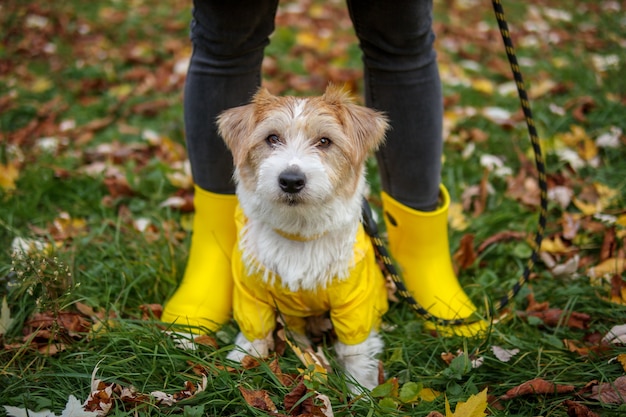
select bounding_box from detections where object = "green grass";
[2,0,626,416]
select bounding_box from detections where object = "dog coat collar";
[272,228,326,242]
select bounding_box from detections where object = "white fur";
[222,87,387,392]
[237,177,364,291]
[335,331,384,392]
[226,332,274,362]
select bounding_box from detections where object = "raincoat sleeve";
[232,207,276,341]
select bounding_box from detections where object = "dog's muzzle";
[278,167,306,194]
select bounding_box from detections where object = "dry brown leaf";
[284,381,309,415]
[500,378,575,400]
[103,175,134,198]
[599,227,616,261]
[561,212,581,241]
[269,358,296,387]
[563,399,601,417]
[609,275,626,305]
[525,308,590,329]
[193,334,219,349]
[506,169,541,207]
[587,376,626,404]
[139,304,163,320]
[453,234,477,274]
[241,355,262,369]
[441,351,457,365]
[238,386,278,413]
[477,230,527,253]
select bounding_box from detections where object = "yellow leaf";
[30,76,53,93]
[419,387,441,402]
[588,257,626,279]
[578,136,598,161]
[446,388,488,417]
[109,84,134,98]
[0,162,19,191]
[572,197,600,216]
[617,353,626,371]
[471,79,494,95]
[286,339,327,382]
[554,125,597,161]
[557,125,588,147]
[540,235,572,254]
[448,203,468,231]
[295,32,330,53]
[595,182,619,208]
[529,78,557,98]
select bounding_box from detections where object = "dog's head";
[218,85,388,209]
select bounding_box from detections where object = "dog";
[217,85,389,391]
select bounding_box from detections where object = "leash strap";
[364,0,549,326]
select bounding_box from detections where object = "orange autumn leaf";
[500,378,575,400]
[238,386,278,413]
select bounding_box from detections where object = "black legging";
[184,0,442,211]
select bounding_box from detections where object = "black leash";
[363,0,549,327]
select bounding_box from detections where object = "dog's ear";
[323,85,389,163]
[218,88,280,166]
[217,102,256,166]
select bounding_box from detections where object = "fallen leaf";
[0,297,14,336]
[561,212,581,241]
[238,386,277,413]
[500,378,575,400]
[4,395,99,417]
[283,381,308,414]
[477,230,527,253]
[371,378,399,399]
[453,234,477,273]
[602,324,626,344]
[269,358,295,387]
[0,162,20,191]
[286,339,329,381]
[616,354,626,372]
[448,202,469,231]
[138,304,163,320]
[562,399,600,417]
[445,388,488,417]
[525,308,590,329]
[491,346,520,362]
[588,257,626,279]
[587,376,626,404]
[540,235,573,254]
[420,387,441,402]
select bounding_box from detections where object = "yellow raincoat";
[232,208,388,345]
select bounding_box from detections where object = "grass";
[1,0,626,416]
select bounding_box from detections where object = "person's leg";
[347,0,441,211]
[162,0,279,332]
[347,0,485,335]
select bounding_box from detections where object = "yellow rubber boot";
[382,185,487,336]
[161,186,237,332]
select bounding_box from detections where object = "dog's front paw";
[334,332,384,393]
[227,332,274,362]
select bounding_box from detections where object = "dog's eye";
[266,134,281,146]
[317,137,332,148]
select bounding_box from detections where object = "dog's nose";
[278,168,306,194]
